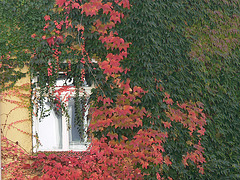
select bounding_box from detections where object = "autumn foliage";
[1,0,208,179]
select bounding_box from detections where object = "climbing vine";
[0,0,223,179]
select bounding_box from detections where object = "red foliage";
[44,15,50,21]
[1,0,207,179]
[164,93,206,173]
[1,136,30,179]
[56,0,66,7]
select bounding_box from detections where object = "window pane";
[68,98,89,148]
[37,102,62,150]
[68,101,81,143]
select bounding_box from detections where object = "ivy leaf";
[47,37,54,47]
[56,0,66,7]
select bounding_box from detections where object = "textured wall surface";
[0,67,32,153]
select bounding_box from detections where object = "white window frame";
[32,75,94,152]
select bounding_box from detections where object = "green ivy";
[0,0,54,92]
[1,0,239,179]
[111,0,239,179]
[85,0,239,179]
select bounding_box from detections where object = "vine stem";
[76,0,106,97]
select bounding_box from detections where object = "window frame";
[32,75,93,152]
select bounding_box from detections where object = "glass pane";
[68,101,81,143]
[37,101,62,150]
[68,98,89,148]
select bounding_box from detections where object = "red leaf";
[47,37,55,47]
[38,153,46,159]
[57,35,64,43]
[48,153,57,159]
[31,34,37,38]
[23,164,31,169]
[156,173,162,180]
[198,126,206,136]
[141,160,149,169]
[32,176,39,180]
[164,155,172,166]
[163,98,173,105]
[44,15,50,21]
[56,0,66,7]
[102,2,112,14]
[72,2,80,9]
[107,132,118,140]
[162,121,172,128]
[119,0,130,9]
[55,163,62,169]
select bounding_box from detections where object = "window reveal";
[32,76,93,152]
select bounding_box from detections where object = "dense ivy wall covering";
[0,0,54,91]
[86,0,240,179]
[120,0,240,179]
[1,0,239,179]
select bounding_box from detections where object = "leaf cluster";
[104,0,240,179]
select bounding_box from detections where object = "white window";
[32,75,93,152]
